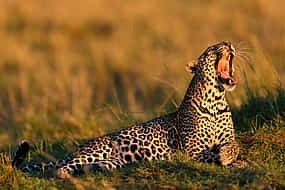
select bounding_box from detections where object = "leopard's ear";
[185,60,197,73]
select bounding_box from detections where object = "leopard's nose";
[222,41,231,47]
[223,41,235,54]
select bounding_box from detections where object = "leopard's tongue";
[220,71,238,84]
[218,53,238,84]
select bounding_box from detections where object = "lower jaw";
[222,83,236,91]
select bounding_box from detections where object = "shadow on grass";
[232,87,285,133]
[44,159,262,189]
[107,160,273,189]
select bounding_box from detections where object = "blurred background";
[0,0,284,151]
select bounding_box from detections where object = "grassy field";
[0,0,284,189]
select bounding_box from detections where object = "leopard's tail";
[12,140,30,168]
[12,140,57,175]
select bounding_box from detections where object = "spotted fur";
[12,41,239,178]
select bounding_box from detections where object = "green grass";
[0,88,284,190]
[0,0,285,189]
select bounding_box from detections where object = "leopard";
[12,41,240,178]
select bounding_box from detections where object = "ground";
[0,0,284,189]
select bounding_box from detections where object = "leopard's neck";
[178,74,228,120]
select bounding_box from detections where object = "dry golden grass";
[0,0,283,148]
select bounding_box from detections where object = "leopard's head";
[187,41,237,91]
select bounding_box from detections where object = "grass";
[0,0,285,189]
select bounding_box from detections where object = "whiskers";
[234,41,254,72]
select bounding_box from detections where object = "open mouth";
[217,51,237,87]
